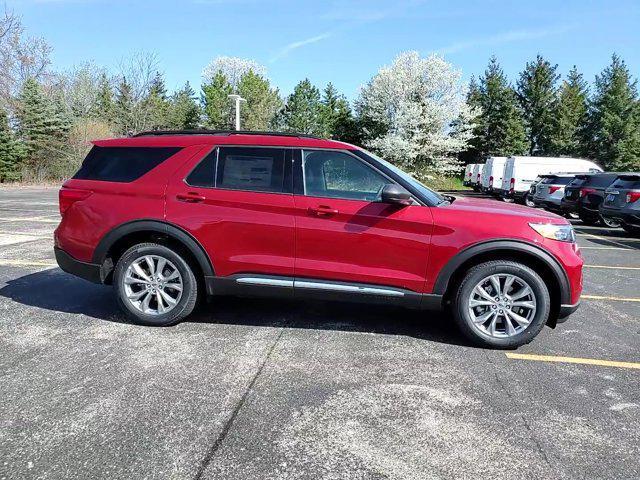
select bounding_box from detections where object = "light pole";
[228,94,247,131]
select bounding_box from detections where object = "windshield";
[357,149,447,205]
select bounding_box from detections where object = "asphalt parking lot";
[1,186,639,480]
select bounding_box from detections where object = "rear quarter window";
[73,146,182,182]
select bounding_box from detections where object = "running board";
[205,274,442,310]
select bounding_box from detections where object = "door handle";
[176,192,206,203]
[308,206,339,216]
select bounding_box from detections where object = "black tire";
[452,260,551,349]
[114,242,198,326]
[600,215,621,229]
[524,194,535,208]
[578,213,599,226]
[622,224,640,236]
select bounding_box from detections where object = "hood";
[444,196,567,223]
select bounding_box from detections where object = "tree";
[236,70,281,130]
[587,54,640,170]
[550,67,589,156]
[95,72,115,125]
[15,78,69,179]
[201,56,266,90]
[168,82,201,129]
[469,57,528,158]
[517,55,560,155]
[113,77,135,134]
[356,51,472,178]
[320,83,359,142]
[202,71,232,129]
[278,79,324,136]
[0,106,20,181]
[142,71,171,130]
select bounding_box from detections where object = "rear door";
[165,145,296,279]
[292,149,433,294]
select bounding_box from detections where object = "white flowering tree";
[201,56,267,89]
[357,51,473,179]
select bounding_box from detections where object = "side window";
[186,150,215,187]
[216,147,286,193]
[302,150,389,201]
[73,146,181,182]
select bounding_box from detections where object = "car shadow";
[0,268,474,347]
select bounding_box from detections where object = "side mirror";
[380,184,412,206]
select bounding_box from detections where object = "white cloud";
[437,25,576,55]
[270,32,333,63]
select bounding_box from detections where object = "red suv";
[54,131,583,348]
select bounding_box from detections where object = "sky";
[6,0,640,100]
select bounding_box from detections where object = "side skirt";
[205,274,443,310]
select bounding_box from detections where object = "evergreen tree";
[168,82,201,129]
[236,70,281,130]
[0,107,21,182]
[470,57,528,157]
[463,76,483,162]
[320,83,361,143]
[15,78,70,178]
[114,77,135,134]
[517,55,560,155]
[96,72,115,125]
[279,79,324,135]
[201,72,233,129]
[143,72,170,130]
[550,67,589,156]
[587,54,640,170]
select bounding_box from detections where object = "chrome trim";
[294,280,405,297]
[560,301,581,308]
[236,277,294,288]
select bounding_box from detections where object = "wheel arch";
[92,219,215,284]
[434,240,571,325]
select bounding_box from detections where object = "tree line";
[0,9,638,185]
[465,54,640,172]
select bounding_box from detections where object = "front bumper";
[54,247,103,284]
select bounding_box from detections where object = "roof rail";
[131,129,322,140]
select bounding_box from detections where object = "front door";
[293,149,433,294]
[166,146,296,279]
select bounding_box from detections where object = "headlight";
[529,223,576,243]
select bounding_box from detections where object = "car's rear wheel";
[600,215,621,229]
[452,261,550,348]
[114,243,198,326]
[524,194,535,208]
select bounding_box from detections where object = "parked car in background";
[472,163,484,191]
[463,164,477,187]
[600,173,640,235]
[560,172,621,227]
[498,156,602,205]
[532,174,579,215]
[54,130,583,349]
[481,156,507,194]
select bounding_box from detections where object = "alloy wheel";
[123,255,183,315]
[468,274,537,338]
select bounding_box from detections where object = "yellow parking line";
[584,264,640,270]
[0,259,56,267]
[505,353,640,370]
[0,217,59,223]
[583,294,640,303]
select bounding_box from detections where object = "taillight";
[509,178,515,193]
[59,187,92,215]
[627,190,640,204]
[580,188,596,198]
[549,186,562,194]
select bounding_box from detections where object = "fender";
[432,239,571,305]
[92,219,215,278]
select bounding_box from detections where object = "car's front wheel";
[114,242,198,326]
[452,261,550,348]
